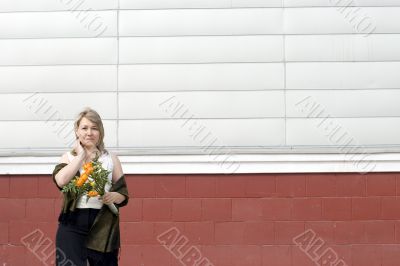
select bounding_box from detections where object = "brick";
[166,245,191,263]
[367,173,396,196]
[382,245,400,266]
[140,245,172,266]
[119,245,142,266]
[352,197,381,220]
[53,198,63,220]
[184,222,214,245]
[275,221,305,245]
[154,222,185,244]
[126,175,155,198]
[364,221,395,244]
[215,222,274,245]
[334,221,365,244]
[328,245,352,266]
[0,245,4,263]
[1,245,27,266]
[26,199,55,222]
[245,174,275,197]
[276,174,306,197]
[352,244,382,266]
[231,245,262,266]
[201,245,232,266]
[317,245,341,263]
[120,222,155,245]
[216,176,246,197]
[9,175,38,198]
[306,174,336,197]
[0,222,8,244]
[232,199,263,221]
[36,222,58,245]
[322,198,351,221]
[336,173,366,197]
[186,175,216,198]
[9,220,38,245]
[25,244,56,266]
[382,197,400,219]
[201,198,231,221]
[143,199,172,221]
[171,199,201,221]
[396,176,400,196]
[291,245,317,266]
[262,245,291,266]
[215,222,246,245]
[243,222,274,245]
[261,198,292,221]
[395,221,400,243]
[0,175,10,197]
[37,175,61,198]
[292,198,322,221]
[120,198,142,222]
[0,198,25,222]
[305,222,335,244]
[155,175,186,198]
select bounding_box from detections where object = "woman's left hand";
[101,192,125,205]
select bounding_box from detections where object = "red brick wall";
[1,173,400,266]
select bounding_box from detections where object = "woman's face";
[75,117,100,149]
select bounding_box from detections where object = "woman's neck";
[84,147,101,160]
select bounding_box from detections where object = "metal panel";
[119,36,283,63]
[0,38,117,65]
[0,65,117,93]
[119,91,285,118]
[120,9,283,36]
[119,119,285,147]
[286,34,400,62]
[119,64,284,91]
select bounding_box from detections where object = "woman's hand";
[101,192,126,205]
[74,139,86,157]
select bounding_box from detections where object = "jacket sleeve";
[52,163,68,190]
[110,174,129,208]
[52,163,80,191]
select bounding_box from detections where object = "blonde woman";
[52,107,129,266]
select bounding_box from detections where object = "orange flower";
[88,190,99,197]
[75,178,84,187]
[85,167,94,175]
[80,173,88,181]
[83,162,92,169]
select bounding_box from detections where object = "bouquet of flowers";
[62,157,119,216]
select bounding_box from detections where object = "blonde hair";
[71,107,108,156]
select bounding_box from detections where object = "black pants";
[55,208,119,266]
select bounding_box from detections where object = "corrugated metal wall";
[1,0,400,155]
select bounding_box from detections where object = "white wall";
[1,0,400,156]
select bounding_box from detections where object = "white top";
[67,151,113,209]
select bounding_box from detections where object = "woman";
[52,107,129,266]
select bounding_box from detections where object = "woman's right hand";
[74,139,86,157]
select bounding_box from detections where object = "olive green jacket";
[52,163,129,253]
